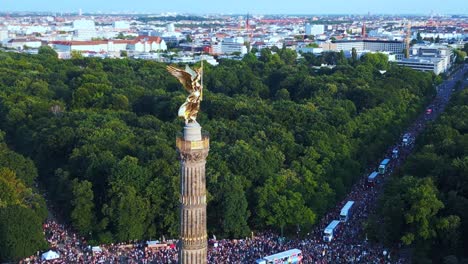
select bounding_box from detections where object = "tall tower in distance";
[362,22,366,38]
[176,124,209,264]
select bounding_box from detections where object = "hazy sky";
[1,0,467,14]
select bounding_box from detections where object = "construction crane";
[405,20,411,58]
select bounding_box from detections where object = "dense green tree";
[38,46,58,58]
[360,53,389,70]
[279,47,297,65]
[453,49,467,64]
[0,138,48,262]
[0,205,47,262]
[220,174,250,238]
[103,183,150,241]
[368,176,451,246]
[351,47,358,65]
[71,179,96,236]
[257,169,316,235]
[0,168,46,220]
[0,143,38,186]
[111,156,150,193]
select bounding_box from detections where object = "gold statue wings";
[167,65,203,123]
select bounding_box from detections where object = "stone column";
[176,122,209,264]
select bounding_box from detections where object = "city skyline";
[1,0,467,15]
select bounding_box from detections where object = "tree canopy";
[0,49,438,260]
[0,131,47,261]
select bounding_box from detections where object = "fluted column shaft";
[177,136,209,264]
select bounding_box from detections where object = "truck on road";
[379,159,391,174]
[340,201,355,222]
[323,220,341,242]
[367,171,379,187]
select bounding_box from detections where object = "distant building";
[296,46,323,54]
[305,24,324,36]
[401,44,453,74]
[334,40,405,54]
[410,44,452,58]
[128,36,168,52]
[0,29,8,42]
[368,28,394,39]
[342,50,396,61]
[416,32,463,40]
[50,36,167,57]
[73,19,95,30]
[73,19,96,40]
[171,55,195,64]
[305,23,311,34]
[166,23,175,33]
[113,21,130,30]
[211,37,247,55]
[396,57,447,75]
[251,37,283,50]
[7,38,42,49]
[197,55,218,66]
[140,29,184,44]
[24,25,48,35]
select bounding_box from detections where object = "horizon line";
[1,11,468,16]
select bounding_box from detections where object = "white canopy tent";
[41,250,60,260]
[92,246,102,253]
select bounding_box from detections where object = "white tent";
[41,250,60,260]
[146,241,158,246]
[92,246,102,253]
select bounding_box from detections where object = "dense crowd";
[22,66,466,264]
[21,220,180,264]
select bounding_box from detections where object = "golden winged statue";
[167,65,203,124]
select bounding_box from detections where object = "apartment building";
[396,57,447,75]
[334,40,405,54]
[50,36,167,57]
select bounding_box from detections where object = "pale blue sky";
[1,0,467,14]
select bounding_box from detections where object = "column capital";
[178,150,209,163]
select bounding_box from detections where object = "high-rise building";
[0,29,8,42]
[305,24,324,35]
[73,19,96,40]
[167,23,175,33]
[220,37,247,55]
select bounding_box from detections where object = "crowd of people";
[22,66,466,264]
[21,220,180,264]
[203,142,407,263]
